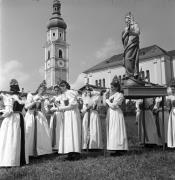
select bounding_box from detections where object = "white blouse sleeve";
[2,106,13,118]
[81,103,87,113]
[12,94,25,105]
[81,97,88,113]
[44,99,50,113]
[2,95,13,118]
[106,93,124,109]
[25,93,34,109]
[103,92,107,106]
[59,90,78,111]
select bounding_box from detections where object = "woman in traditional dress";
[81,86,103,151]
[46,84,63,150]
[167,87,175,147]
[25,81,52,156]
[0,97,4,127]
[153,97,169,145]
[57,80,81,160]
[0,79,29,167]
[105,76,128,155]
[135,99,143,142]
[139,98,162,146]
[135,99,142,124]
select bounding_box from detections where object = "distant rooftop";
[168,49,175,57]
[83,45,171,74]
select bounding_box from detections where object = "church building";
[44,0,69,88]
[83,45,175,88]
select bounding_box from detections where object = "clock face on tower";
[57,60,65,68]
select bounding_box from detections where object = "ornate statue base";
[123,76,145,87]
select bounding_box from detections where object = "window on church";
[59,33,62,38]
[53,33,55,37]
[95,80,98,87]
[59,49,63,58]
[48,51,50,59]
[103,79,105,87]
[146,70,150,82]
[99,79,102,87]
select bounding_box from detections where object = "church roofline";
[83,44,170,74]
[168,50,175,57]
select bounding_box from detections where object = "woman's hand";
[57,107,65,112]
[55,101,60,107]
[50,107,58,113]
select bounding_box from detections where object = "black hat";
[53,84,60,89]
[59,80,70,90]
[10,79,20,92]
[111,75,120,88]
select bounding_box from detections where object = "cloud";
[0,60,30,90]
[71,73,86,90]
[95,38,122,60]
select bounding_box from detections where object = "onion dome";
[47,0,67,30]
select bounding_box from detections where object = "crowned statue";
[122,12,141,86]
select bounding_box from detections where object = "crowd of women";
[0,77,175,167]
[0,77,128,167]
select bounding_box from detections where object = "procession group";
[0,77,128,167]
[0,77,175,168]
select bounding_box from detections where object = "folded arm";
[25,94,36,109]
[59,98,78,111]
[106,94,124,110]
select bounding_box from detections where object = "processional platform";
[123,86,167,98]
[123,85,167,151]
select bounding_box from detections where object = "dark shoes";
[110,151,127,156]
[64,152,82,161]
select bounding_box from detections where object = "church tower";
[45,0,69,87]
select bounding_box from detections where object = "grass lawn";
[1,115,175,180]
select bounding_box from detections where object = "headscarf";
[10,79,20,92]
[35,80,47,94]
[111,75,121,91]
[59,80,70,90]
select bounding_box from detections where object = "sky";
[0,0,175,92]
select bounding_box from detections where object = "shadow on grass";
[29,152,62,165]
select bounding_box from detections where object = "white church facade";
[83,45,175,88]
[44,0,69,88]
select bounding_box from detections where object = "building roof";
[79,84,105,92]
[83,45,169,74]
[168,50,175,57]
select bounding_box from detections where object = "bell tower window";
[59,49,63,58]
[53,33,55,37]
[48,51,50,59]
